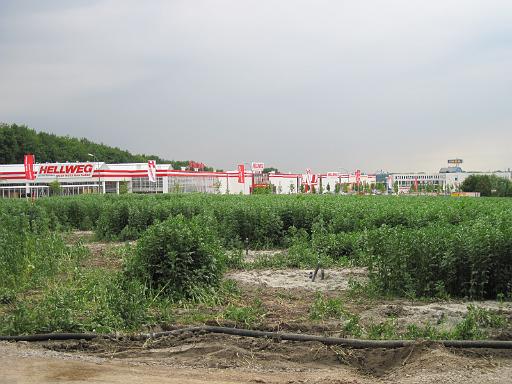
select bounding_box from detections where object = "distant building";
[390,162,511,193]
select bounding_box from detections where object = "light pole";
[88,153,101,194]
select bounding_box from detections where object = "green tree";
[119,181,128,194]
[461,175,492,196]
[375,183,386,193]
[0,123,206,168]
[462,175,512,197]
[49,180,62,196]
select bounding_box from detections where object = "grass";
[222,299,266,327]
[309,293,346,320]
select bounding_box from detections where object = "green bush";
[125,214,225,300]
[363,215,512,299]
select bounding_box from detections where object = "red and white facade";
[0,161,375,198]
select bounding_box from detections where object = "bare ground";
[2,335,512,384]
[226,268,368,291]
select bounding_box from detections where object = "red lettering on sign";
[35,163,95,177]
[65,165,77,173]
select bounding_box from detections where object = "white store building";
[391,167,512,193]
[0,161,310,198]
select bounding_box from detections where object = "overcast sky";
[1,1,511,173]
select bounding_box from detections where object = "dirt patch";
[64,230,134,270]
[63,230,96,244]
[3,334,512,383]
[227,268,368,291]
[38,333,512,376]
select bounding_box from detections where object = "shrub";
[125,214,225,300]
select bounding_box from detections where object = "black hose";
[1,326,512,349]
[0,333,99,341]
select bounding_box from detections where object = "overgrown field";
[1,194,511,336]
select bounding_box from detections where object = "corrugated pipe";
[1,326,512,349]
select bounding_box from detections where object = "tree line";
[461,174,512,197]
[0,123,212,170]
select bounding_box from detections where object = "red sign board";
[251,162,264,173]
[238,164,245,183]
[188,161,205,171]
[355,169,361,184]
[24,154,36,180]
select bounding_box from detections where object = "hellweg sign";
[37,163,96,178]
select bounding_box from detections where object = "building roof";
[439,167,463,173]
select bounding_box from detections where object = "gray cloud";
[1,0,511,173]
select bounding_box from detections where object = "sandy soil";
[2,334,512,384]
[227,268,368,291]
[360,301,512,333]
[227,267,512,337]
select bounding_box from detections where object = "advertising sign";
[24,154,35,180]
[251,162,264,173]
[36,163,95,178]
[355,169,361,184]
[147,160,157,183]
[238,164,245,183]
[448,159,463,165]
[189,161,205,171]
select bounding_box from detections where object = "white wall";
[269,175,300,194]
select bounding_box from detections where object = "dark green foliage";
[363,214,512,299]
[461,174,512,197]
[0,123,210,170]
[3,194,512,299]
[125,215,225,299]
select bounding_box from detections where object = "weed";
[343,314,363,337]
[222,299,265,327]
[367,318,399,340]
[310,293,346,320]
